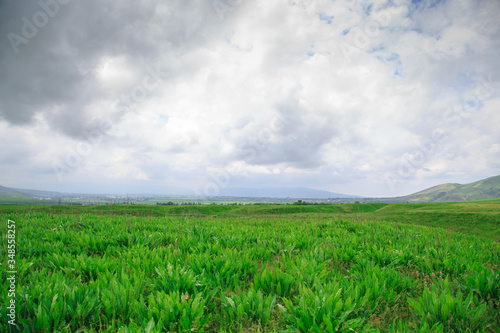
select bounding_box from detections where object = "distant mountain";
[400,175,500,203]
[8,187,64,197]
[0,185,359,200]
[0,185,11,191]
[216,187,360,199]
[0,185,68,200]
[0,185,30,199]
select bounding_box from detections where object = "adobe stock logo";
[7,0,75,54]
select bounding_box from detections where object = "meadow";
[1,202,499,332]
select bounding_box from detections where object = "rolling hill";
[400,175,500,203]
[0,185,32,202]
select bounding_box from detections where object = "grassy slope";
[0,189,26,199]
[1,200,499,241]
[0,188,36,204]
[402,175,500,203]
[366,200,500,241]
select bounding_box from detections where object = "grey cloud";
[232,96,341,169]
[0,134,32,165]
[0,0,223,136]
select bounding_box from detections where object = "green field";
[1,203,499,332]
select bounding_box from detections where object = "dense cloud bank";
[1,0,499,196]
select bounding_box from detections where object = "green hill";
[401,175,500,203]
[0,185,32,203]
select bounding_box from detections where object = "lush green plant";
[408,278,487,332]
[145,291,210,332]
[253,267,297,298]
[279,281,369,332]
[463,268,500,301]
[221,288,276,328]
[0,205,499,332]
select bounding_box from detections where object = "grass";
[1,200,499,240]
[364,201,500,241]
[0,202,499,332]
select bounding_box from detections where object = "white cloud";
[0,0,499,196]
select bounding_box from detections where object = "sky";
[0,0,499,198]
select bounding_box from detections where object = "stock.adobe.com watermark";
[7,0,75,54]
[5,219,17,326]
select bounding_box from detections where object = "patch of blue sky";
[457,72,477,86]
[159,114,169,125]
[369,50,404,77]
[367,44,385,54]
[318,12,334,24]
[363,3,373,15]
[464,44,475,55]
[411,27,423,34]
[373,51,402,66]
[386,53,401,64]
[460,97,483,111]
[411,0,446,9]
[341,28,350,36]
[452,71,483,94]
[394,69,405,78]
[408,0,447,18]
[307,44,315,58]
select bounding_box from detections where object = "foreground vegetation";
[2,200,500,240]
[1,203,499,332]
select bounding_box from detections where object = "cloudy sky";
[1,0,499,197]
